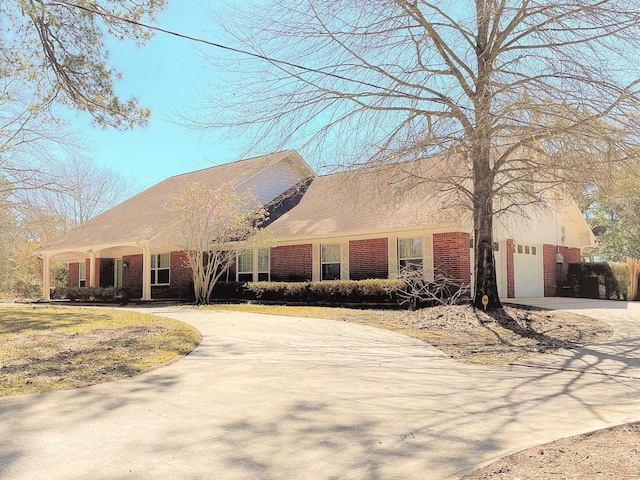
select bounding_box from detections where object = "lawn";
[0,305,200,397]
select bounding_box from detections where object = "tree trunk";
[472,156,501,310]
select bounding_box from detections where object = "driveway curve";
[1,301,639,480]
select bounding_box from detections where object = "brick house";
[35,150,593,300]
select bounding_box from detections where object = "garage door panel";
[514,243,540,297]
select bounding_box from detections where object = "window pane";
[258,249,269,272]
[400,259,423,270]
[322,263,340,281]
[157,269,169,284]
[525,246,530,255]
[532,246,537,255]
[398,238,422,259]
[151,270,157,285]
[258,272,269,282]
[158,253,170,268]
[517,245,523,254]
[321,244,341,263]
[79,262,86,280]
[238,251,253,273]
[238,273,253,282]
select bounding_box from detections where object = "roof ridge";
[165,149,297,181]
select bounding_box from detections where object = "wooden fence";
[625,257,640,300]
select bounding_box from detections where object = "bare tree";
[195,1,640,309]
[167,182,269,304]
[18,156,134,232]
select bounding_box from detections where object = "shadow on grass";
[0,306,95,334]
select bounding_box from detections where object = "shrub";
[567,262,629,300]
[51,287,131,303]
[241,278,402,304]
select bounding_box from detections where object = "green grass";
[0,306,200,397]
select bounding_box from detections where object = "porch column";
[142,242,152,301]
[89,252,97,287]
[42,255,51,301]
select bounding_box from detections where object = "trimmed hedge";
[209,279,403,305]
[567,262,630,300]
[51,287,131,303]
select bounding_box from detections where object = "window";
[321,244,341,280]
[151,253,170,285]
[79,261,86,287]
[257,248,270,282]
[237,249,270,282]
[398,238,423,270]
[516,244,537,255]
[237,250,253,282]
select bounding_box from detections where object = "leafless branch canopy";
[199,0,640,209]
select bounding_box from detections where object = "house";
[35,150,594,300]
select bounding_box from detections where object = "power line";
[60,1,407,97]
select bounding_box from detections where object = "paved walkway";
[1,300,639,479]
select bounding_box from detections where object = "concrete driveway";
[1,300,639,480]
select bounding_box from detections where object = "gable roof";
[266,161,468,240]
[36,150,313,253]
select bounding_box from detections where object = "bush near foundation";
[567,262,630,300]
[51,287,131,303]
[208,279,403,305]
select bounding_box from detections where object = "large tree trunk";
[472,169,501,310]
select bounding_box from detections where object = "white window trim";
[236,249,270,282]
[398,237,424,270]
[79,261,86,287]
[151,253,170,286]
[257,248,270,282]
[320,243,342,281]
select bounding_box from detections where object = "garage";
[513,243,540,297]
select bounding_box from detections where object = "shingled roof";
[266,160,468,240]
[36,150,312,253]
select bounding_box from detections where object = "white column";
[89,252,96,287]
[142,243,152,301]
[42,255,52,301]
[388,236,398,278]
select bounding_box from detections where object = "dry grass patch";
[0,305,200,397]
[205,303,612,365]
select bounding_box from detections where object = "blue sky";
[72,2,259,190]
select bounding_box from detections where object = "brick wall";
[433,232,471,282]
[349,238,388,280]
[69,262,79,287]
[123,254,143,298]
[543,245,582,297]
[271,244,313,282]
[506,239,515,297]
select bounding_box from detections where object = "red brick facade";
[270,244,313,282]
[543,245,581,296]
[433,232,471,282]
[123,254,143,297]
[69,262,80,287]
[349,238,388,280]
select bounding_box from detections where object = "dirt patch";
[462,422,640,479]
[318,303,613,365]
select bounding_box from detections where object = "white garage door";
[514,243,540,297]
